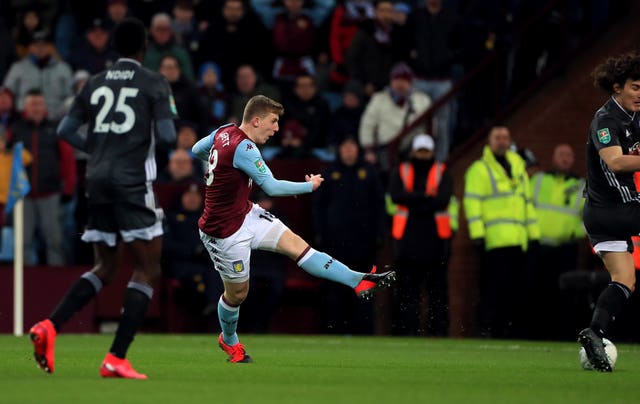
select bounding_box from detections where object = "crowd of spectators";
[0,0,621,335]
[0,0,611,165]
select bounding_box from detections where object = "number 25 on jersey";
[90,86,139,134]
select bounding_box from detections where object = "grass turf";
[0,334,638,403]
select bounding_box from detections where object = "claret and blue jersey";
[192,124,312,238]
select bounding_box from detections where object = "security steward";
[389,134,453,336]
[464,125,540,338]
[529,143,585,339]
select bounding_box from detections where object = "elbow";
[158,133,177,146]
[261,185,277,197]
[607,160,627,173]
[55,122,67,139]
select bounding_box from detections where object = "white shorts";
[199,203,288,283]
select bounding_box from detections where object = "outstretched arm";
[233,139,322,196]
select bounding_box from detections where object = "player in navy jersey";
[578,52,640,372]
[192,95,395,363]
[29,18,177,379]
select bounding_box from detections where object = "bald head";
[552,144,574,172]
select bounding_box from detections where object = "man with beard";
[464,126,540,338]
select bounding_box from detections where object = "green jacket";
[529,171,585,246]
[464,146,540,251]
[143,41,195,81]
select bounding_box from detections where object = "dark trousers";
[526,243,578,340]
[478,246,526,338]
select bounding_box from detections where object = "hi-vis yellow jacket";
[464,146,540,251]
[529,171,585,246]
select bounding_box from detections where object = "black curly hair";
[592,51,640,93]
[112,17,147,58]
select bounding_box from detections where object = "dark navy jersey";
[586,97,640,205]
[68,58,176,186]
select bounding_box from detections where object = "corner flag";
[5,142,30,215]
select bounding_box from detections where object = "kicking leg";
[277,229,395,299]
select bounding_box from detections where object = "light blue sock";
[297,248,364,288]
[218,295,240,345]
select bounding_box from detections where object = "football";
[579,338,618,370]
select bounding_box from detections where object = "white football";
[579,338,617,370]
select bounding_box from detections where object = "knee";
[225,288,248,306]
[131,264,162,286]
[628,275,636,293]
[92,264,118,285]
[613,273,636,293]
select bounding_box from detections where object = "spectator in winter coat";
[3,30,73,120]
[8,88,76,266]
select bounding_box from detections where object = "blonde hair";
[242,95,284,123]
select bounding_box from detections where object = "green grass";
[0,334,638,403]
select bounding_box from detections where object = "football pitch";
[0,334,638,403]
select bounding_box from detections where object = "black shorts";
[85,181,161,233]
[583,199,640,252]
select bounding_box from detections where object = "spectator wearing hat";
[3,29,73,119]
[358,61,431,184]
[69,18,118,74]
[313,135,385,334]
[388,133,453,336]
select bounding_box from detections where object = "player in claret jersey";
[192,95,395,363]
[29,17,177,379]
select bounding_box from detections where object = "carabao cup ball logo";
[597,128,611,144]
